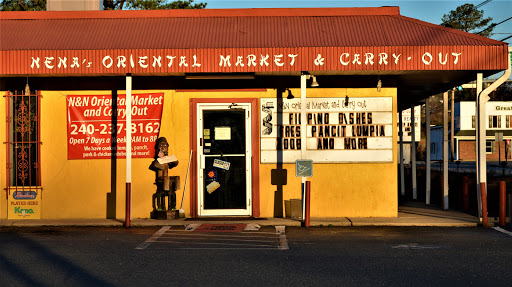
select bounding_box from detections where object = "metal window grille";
[507,115,511,128]
[4,91,42,198]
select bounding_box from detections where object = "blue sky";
[204,0,512,44]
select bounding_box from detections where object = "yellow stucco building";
[1,7,508,221]
[1,88,397,220]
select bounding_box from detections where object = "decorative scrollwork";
[15,100,32,137]
[17,147,29,185]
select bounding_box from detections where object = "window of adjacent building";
[486,140,495,154]
[6,91,42,188]
[488,115,501,128]
[507,115,511,128]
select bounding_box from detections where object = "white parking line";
[135,226,170,250]
[276,226,289,250]
[136,225,289,250]
[493,227,512,237]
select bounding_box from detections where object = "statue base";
[151,210,179,220]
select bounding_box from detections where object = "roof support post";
[476,73,483,218]
[451,89,455,161]
[411,104,417,200]
[399,110,405,197]
[425,97,431,205]
[300,74,307,220]
[300,74,307,160]
[125,74,132,227]
[443,91,449,210]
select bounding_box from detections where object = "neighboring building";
[0,7,509,220]
[430,101,512,161]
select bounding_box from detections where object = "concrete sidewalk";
[0,202,480,228]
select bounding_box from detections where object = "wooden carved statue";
[149,137,179,211]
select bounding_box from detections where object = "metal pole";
[411,104,417,200]
[300,74,307,221]
[300,75,307,160]
[475,48,511,220]
[305,181,311,227]
[451,89,455,161]
[425,97,431,205]
[125,74,132,227]
[480,183,488,228]
[443,91,449,210]
[476,73,483,219]
[399,110,405,197]
[499,181,506,227]
[498,139,501,165]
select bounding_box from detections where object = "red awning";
[0,7,508,76]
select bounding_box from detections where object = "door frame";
[189,98,260,218]
[197,103,251,216]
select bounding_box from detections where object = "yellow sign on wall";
[8,189,41,219]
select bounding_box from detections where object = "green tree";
[104,0,206,10]
[0,0,206,11]
[441,3,494,37]
[0,0,46,11]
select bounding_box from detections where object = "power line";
[475,0,493,9]
[500,35,512,41]
[476,16,512,35]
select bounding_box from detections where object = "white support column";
[411,104,417,200]
[300,74,307,219]
[425,97,431,205]
[451,89,455,161]
[443,91,449,210]
[476,73,483,218]
[125,74,132,226]
[399,110,405,197]
[300,75,307,160]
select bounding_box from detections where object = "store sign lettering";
[14,207,34,214]
[13,190,37,200]
[67,93,164,160]
[339,52,462,66]
[29,51,463,71]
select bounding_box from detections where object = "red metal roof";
[0,7,504,50]
[0,7,508,75]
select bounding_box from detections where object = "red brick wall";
[459,141,475,160]
[458,140,511,161]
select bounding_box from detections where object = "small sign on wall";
[8,189,41,219]
[296,160,313,177]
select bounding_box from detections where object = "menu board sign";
[260,97,393,163]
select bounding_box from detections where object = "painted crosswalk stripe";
[135,226,170,249]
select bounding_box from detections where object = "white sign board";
[397,106,421,142]
[260,97,393,163]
